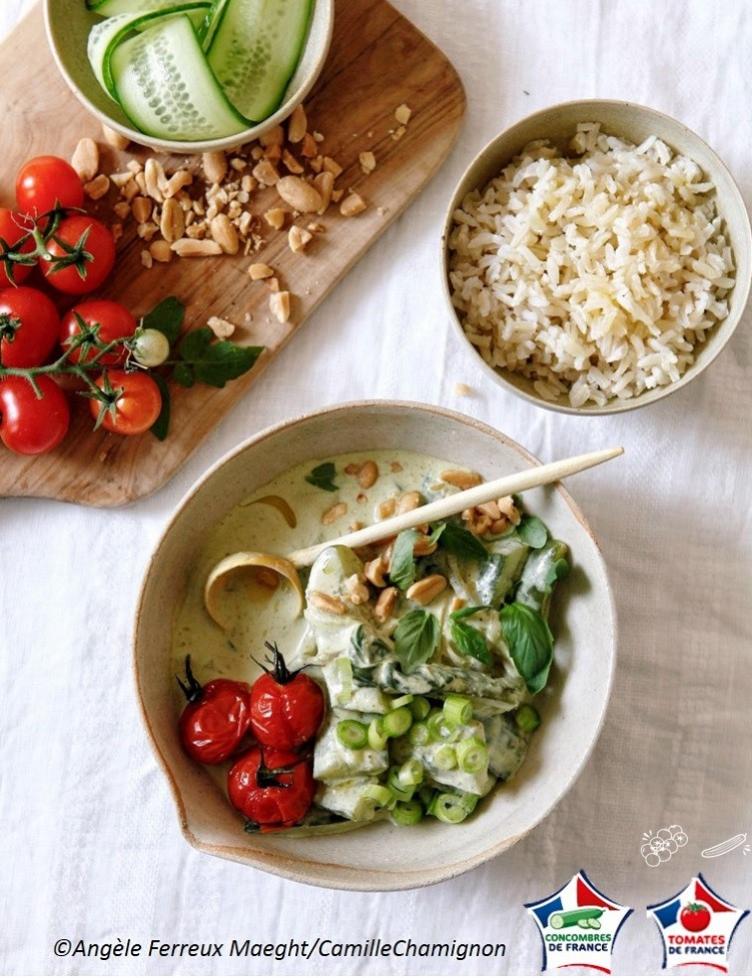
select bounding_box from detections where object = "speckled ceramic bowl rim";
[43,0,335,154]
[133,401,618,890]
[440,98,752,417]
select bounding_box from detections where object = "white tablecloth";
[2,2,751,975]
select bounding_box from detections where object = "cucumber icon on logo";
[548,907,605,929]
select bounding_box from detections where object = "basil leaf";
[389,529,418,590]
[172,361,194,388]
[177,327,263,388]
[499,603,554,694]
[149,373,171,441]
[427,523,446,545]
[394,609,440,673]
[518,515,549,549]
[450,618,492,665]
[440,521,487,561]
[142,296,184,346]
[305,462,338,492]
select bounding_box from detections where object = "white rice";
[447,123,735,407]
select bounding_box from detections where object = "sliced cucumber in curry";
[88,2,210,99]
[111,15,248,141]
[207,0,314,122]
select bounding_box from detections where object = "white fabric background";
[1,1,751,975]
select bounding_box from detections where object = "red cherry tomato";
[177,656,253,765]
[0,375,70,455]
[61,300,137,366]
[0,208,35,287]
[228,746,315,828]
[16,156,84,217]
[41,215,115,295]
[250,643,324,750]
[89,369,162,436]
[0,287,60,368]
[680,903,711,933]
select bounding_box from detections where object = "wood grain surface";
[0,0,465,506]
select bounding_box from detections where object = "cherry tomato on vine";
[0,375,70,455]
[41,215,116,296]
[89,369,162,436]
[177,655,253,765]
[61,299,137,366]
[0,208,35,288]
[15,156,84,217]
[0,287,60,368]
[250,642,324,750]
[228,746,315,827]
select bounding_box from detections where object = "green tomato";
[132,328,170,368]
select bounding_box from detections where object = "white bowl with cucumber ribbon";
[45,0,335,153]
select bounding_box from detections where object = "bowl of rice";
[442,100,751,413]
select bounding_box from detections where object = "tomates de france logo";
[647,875,748,972]
[525,870,632,973]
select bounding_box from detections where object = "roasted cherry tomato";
[41,215,116,295]
[680,903,711,933]
[61,299,137,366]
[89,369,162,436]
[0,208,35,287]
[0,375,70,455]
[16,155,84,217]
[0,286,60,368]
[228,746,315,828]
[177,655,252,765]
[250,643,324,750]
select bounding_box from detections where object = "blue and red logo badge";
[648,875,748,972]
[525,870,632,973]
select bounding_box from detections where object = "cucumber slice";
[87,0,199,13]
[111,15,248,141]
[88,3,210,99]
[199,0,229,49]
[208,0,313,122]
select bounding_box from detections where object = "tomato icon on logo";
[680,902,711,932]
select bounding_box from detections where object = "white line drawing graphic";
[701,833,749,859]
[640,825,689,867]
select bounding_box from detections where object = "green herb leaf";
[427,523,446,545]
[499,603,554,694]
[545,557,570,587]
[176,327,262,388]
[142,296,185,346]
[172,361,195,388]
[149,373,171,441]
[440,521,487,561]
[305,462,338,492]
[389,529,419,590]
[451,604,491,620]
[449,614,492,665]
[518,515,549,549]
[394,609,440,673]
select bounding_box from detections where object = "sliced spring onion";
[387,767,415,802]
[408,721,431,747]
[391,693,414,710]
[418,785,436,809]
[427,710,452,742]
[459,792,480,814]
[391,799,423,826]
[383,706,413,738]
[516,703,541,733]
[456,737,488,774]
[433,744,457,771]
[336,719,368,751]
[367,717,388,751]
[334,657,353,706]
[398,759,424,787]
[410,695,431,721]
[443,693,473,726]
[362,784,393,809]
[430,792,470,825]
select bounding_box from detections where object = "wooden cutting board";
[0,0,465,506]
